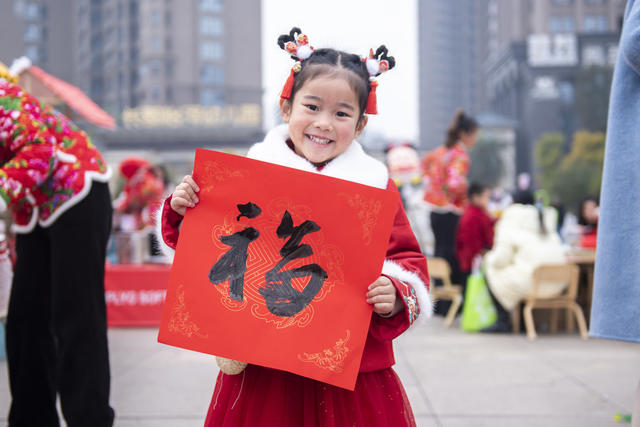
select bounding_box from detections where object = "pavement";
[0,317,638,427]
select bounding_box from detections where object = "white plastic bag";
[0,235,13,319]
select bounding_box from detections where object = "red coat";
[456,204,495,272]
[156,125,431,426]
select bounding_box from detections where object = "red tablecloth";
[105,263,171,327]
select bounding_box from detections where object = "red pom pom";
[280,68,296,99]
[366,80,378,115]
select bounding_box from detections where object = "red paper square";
[158,148,399,389]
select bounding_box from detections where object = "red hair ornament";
[278,28,314,100]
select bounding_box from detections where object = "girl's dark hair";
[513,191,547,235]
[278,28,395,118]
[577,196,599,226]
[467,182,488,199]
[445,109,478,148]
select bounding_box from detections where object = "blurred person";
[482,196,566,332]
[591,0,640,343]
[422,109,478,311]
[512,172,534,206]
[385,142,422,208]
[550,196,566,235]
[157,28,430,426]
[488,187,512,218]
[591,2,640,418]
[113,156,166,232]
[577,196,599,248]
[0,66,114,425]
[385,142,431,252]
[456,182,495,295]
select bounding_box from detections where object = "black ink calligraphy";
[259,211,328,317]
[208,226,260,302]
[209,204,327,317]
[236,202,262,221]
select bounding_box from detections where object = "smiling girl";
[157,27,431,427]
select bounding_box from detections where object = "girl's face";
[459,128,479,148]
[582,200,599,225]
[280,74,367,165]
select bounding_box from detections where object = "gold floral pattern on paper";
[250,303,314,329]
[338,193,381,245]
[198,161,248,193]
[168,284,208,338]
[298,330,351,373]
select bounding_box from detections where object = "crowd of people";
[402,109,602,332]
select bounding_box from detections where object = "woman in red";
[422,109,478,310]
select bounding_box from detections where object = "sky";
[261,0,419,143]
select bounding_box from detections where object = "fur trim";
[246,124,389,190]
[382,259,432,323]
[9,56,31,77]
[154,201,176,263]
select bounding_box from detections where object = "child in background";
[577,196,599,249]
[156,27,431,427]
[456,183,495,292]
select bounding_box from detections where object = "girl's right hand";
[170,175,200,216]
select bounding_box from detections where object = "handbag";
[461,267,497,332]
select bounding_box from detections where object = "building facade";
[72,0,262,119]
[0,0,75,82]
[2,0,263,155]
[486,0,625,175]
[418,0,490,150]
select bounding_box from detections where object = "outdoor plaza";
[0,314,636,427]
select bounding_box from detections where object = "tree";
[534,132,565,193]
[468,137,505,188]
[549,131,605,213]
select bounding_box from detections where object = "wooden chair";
[427,257,463,328]
[511,264,588,340]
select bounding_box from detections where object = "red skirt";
[204,364,416,427]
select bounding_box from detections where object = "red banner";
[105,263,170,327]
[158,149,399,389]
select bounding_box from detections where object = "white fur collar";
[246,124,389,190]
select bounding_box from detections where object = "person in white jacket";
[483,195,567,331]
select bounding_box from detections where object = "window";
[200,16,223,36]
[151,60,161,75]
[200,0,223,12]
[151,10,160,25]
[200,89,223,106]
[584,0,605,4]
[25,45,39,61]
[24,3,40,19]
[200,41,223,60]
[557,81,574,104]
[583,45,606,65]
[151,37,160,51]
[200,64,224,84]
[549,16,575,33]
[551,0,572,5]
[152,86,161,101]
[583,15,608,33]
[24,24,41,42]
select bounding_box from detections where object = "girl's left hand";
[366,276,401,317]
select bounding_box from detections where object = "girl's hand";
[366,276,402,317]
[170,175,200,216]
